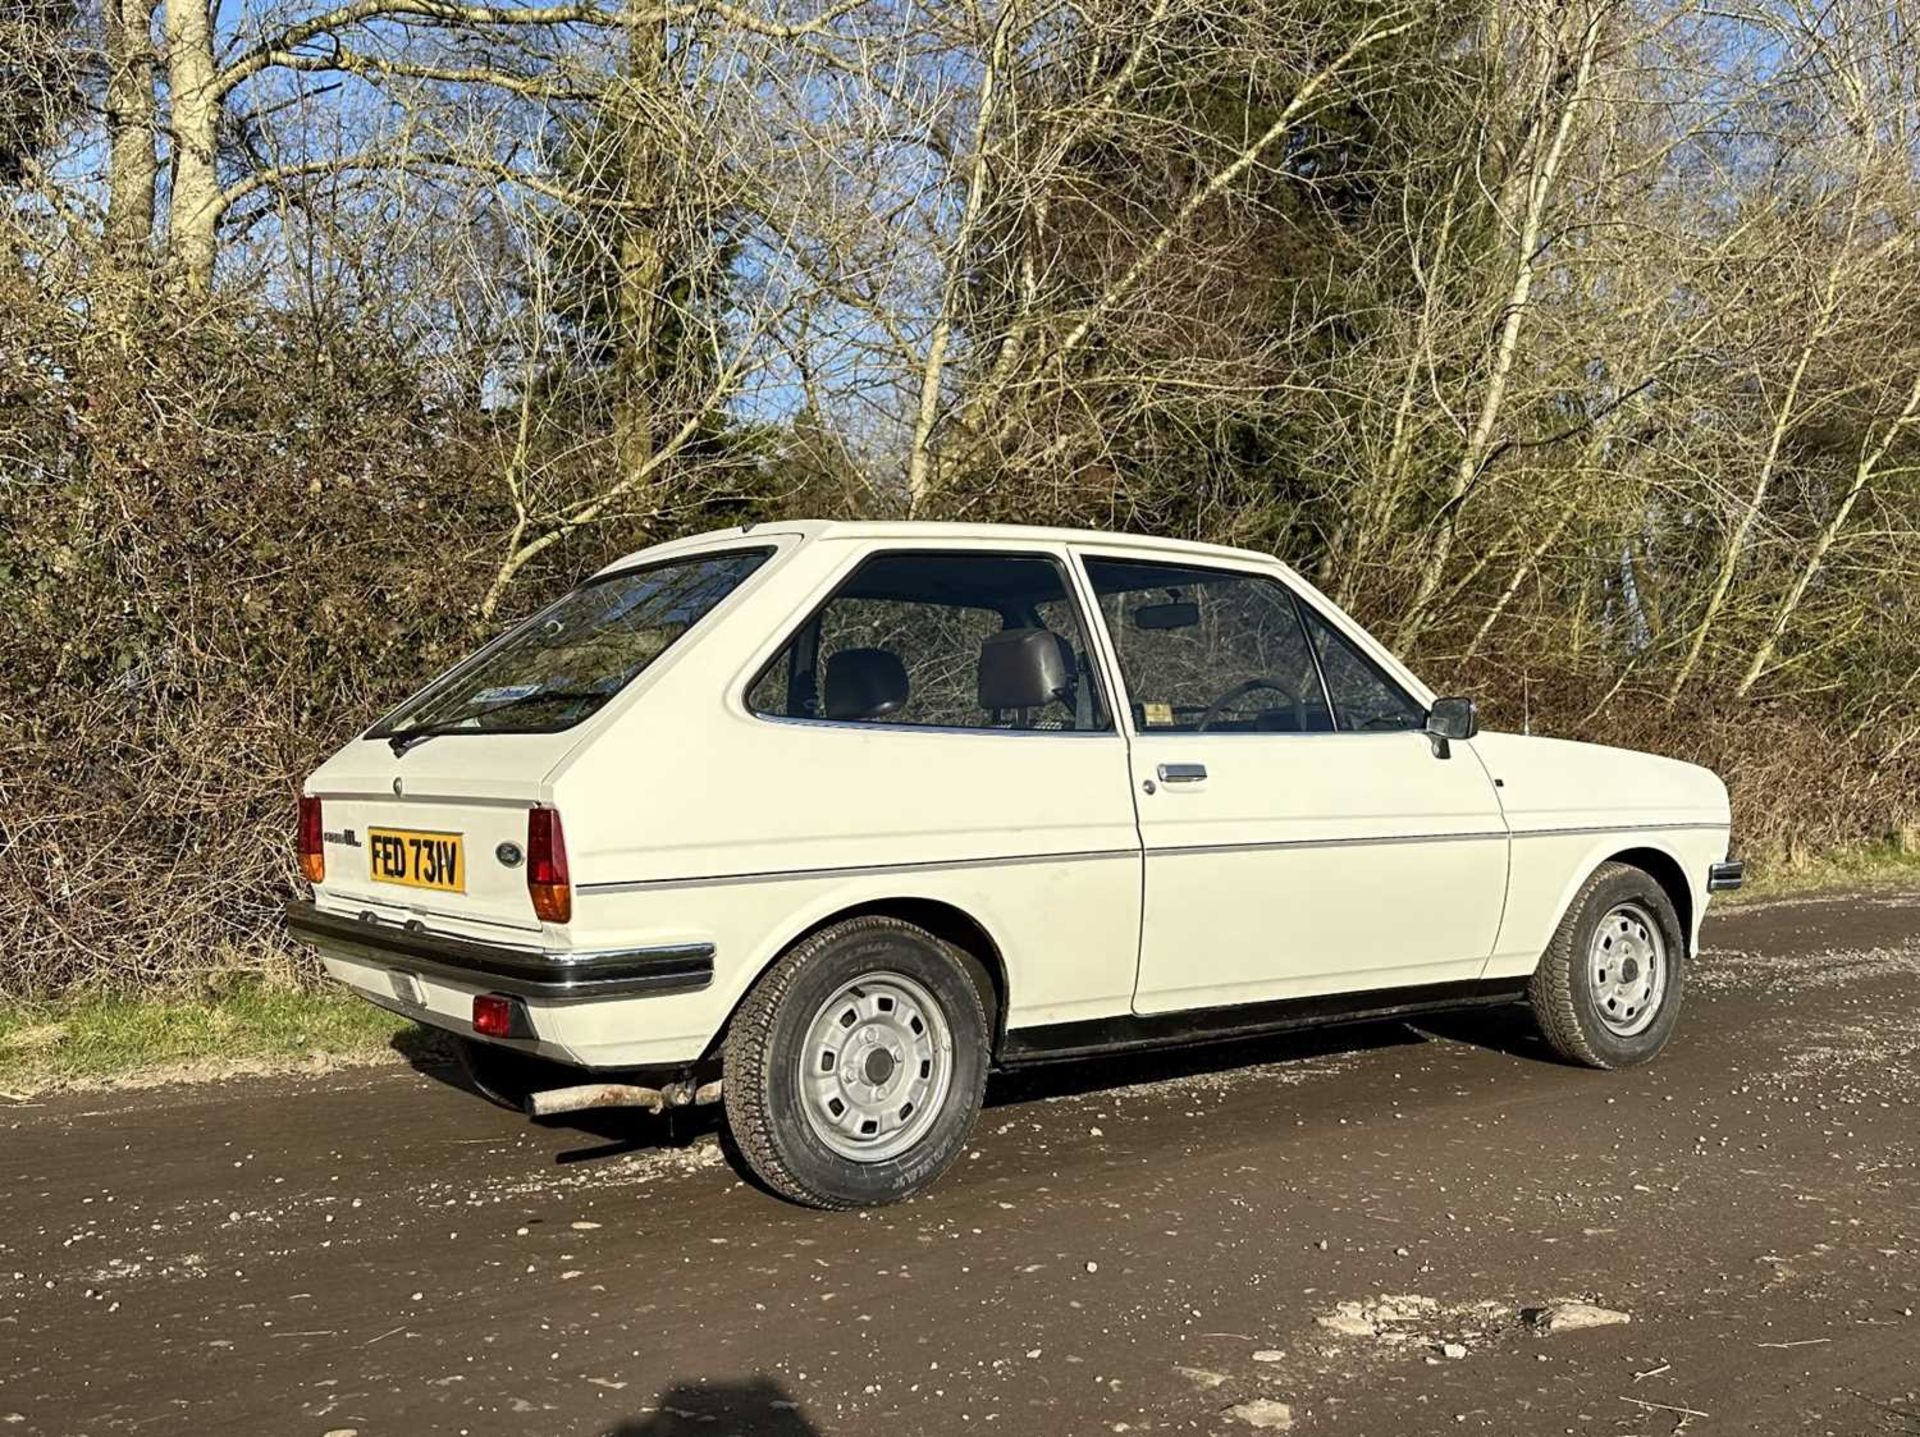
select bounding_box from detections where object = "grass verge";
[1721,839,1920,904]
[0,981,420,1097]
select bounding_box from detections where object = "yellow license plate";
[367,828,465,893]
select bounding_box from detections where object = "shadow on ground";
[600,1376,820,1436]
[395,1001,1552,1175]
[1407,1000,1562,1063]
[986,1012,1427,1107]
[390,1020,455,1069]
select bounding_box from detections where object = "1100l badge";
[367,827,465,893]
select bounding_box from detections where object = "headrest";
[823,647,909,720]
[978,628,1070,711]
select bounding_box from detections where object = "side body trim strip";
[1507,821,1730,839]
[578,821,1729,895]
[579,847,1140,895]
[1152,830,1507,859]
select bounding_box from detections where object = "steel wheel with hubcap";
[1588,901,1667,1038]
[724,916,990,1208]
[799,972,954,1162]
[1530,862,1687,1069]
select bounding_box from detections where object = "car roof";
[599,519,1293,575]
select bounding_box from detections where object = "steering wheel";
[1195,676,1303,733]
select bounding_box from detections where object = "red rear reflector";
[472,994,514,1038]
[297,795,325,883]
[526,807,571,924]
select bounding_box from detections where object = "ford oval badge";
[496,841,524,868]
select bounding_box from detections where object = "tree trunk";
[906,3,1020,512]
[162,0,222,293]
[612,6,666,484]
[1333,162,1466,608]
[1462,501,1577,663]
[103,0,157,267]
[1664,189,1862,704]
[1735,368,1920,697]
[1395,5,1604,649]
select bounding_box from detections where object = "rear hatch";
[307,733,579,940]
[303,543,786,940]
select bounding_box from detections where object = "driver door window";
[1082,558,1332,734]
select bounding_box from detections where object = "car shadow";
[389,1021,455,1070]
[394,1002,1549,1174]
[983,1016,1426,1108]
[599,1376,821,1436]
[1406,1001,1563,1063]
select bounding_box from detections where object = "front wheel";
[723,916,991,1209]
[1529,861,1686,1069]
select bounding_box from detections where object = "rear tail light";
[297,795,325,883]
[472,994,515,1038]
[527,807,571,924]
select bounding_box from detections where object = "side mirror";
[1423,696,1477,758]
[1426,696,1478,741]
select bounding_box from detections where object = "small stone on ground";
[1226,1398,1294,1430]
[1175,1366,1228,1389]
[1527,1301,1630,1332]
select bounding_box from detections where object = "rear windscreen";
[370,547,772,739]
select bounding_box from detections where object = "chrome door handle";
[1156,762,1208,784]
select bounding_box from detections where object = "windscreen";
[371,547,772,739]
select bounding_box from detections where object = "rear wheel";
[723,916,990,1209]
[1528,861,1686,1069]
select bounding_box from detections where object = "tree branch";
[217,0,869,97]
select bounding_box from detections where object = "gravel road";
[3,890,1917,1436]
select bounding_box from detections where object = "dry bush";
[0,275,580,996]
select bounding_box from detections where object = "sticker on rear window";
[473,684,542,705]
[1143,702,1174,727]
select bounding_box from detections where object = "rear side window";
[372,548,771,739]
[1082,557,1333,734]
[748,550,1111,732]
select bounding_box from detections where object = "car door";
[1073,551,1510,1016]
[725,544,1145,1030]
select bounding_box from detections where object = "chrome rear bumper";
[285,900,714,1002]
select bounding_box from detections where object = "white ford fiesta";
[291,521,1742,1207]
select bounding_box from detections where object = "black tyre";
[723,915,991,1209]
[1528,861,1686,1069]
[453,1035,571,1112]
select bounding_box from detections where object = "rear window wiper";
[386,726,458,756]
[380,689,610,755]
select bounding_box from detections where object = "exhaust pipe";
[526,1077,723,1118]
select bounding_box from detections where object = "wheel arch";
[705,896,1011,1063]
[1539,842,1695,960]
[1604,845,1695,952]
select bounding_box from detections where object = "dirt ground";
[2,890,1917,1437]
